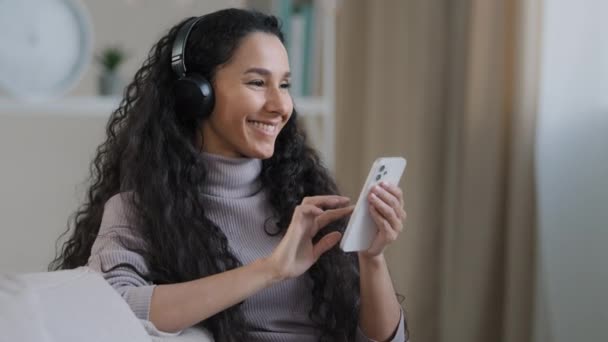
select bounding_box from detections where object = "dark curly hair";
[50,8,360,342]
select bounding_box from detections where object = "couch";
[0,267,214,342]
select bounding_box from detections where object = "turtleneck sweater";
[87,152,407,341]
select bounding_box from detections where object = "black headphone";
[171,16,215,121]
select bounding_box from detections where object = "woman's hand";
[267,195,354,280]
[362,182,407,258]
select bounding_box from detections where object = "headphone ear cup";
[173,73,215,121]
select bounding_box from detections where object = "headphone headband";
[171,16,202,77]
[171,15,215,121]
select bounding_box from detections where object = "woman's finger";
[371,184,401,211]
[312,231,342,261]
[373,204,398,239]
[296,204,324,218]
[369,192,401,230]
[379,182,404,205]
[287,204,324,239]
[301,195,350,209]
[313,205,354,235]
[378,183,407,220]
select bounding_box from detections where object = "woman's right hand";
[267,195,354,280]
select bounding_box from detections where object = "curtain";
[335,1,541,341]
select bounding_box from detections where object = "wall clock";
[0,0,92,101]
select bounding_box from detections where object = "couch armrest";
[1,267,151,342]
[2,267,215,342]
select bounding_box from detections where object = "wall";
[0,115,106,272]
[534,0,608,340]
[76,0,244,96]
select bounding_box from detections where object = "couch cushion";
[0,274,53,342]
[0,267,151,342]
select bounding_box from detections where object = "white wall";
[75,0,244,96]
[535,0,608,341]
[0,0,244,273]
[0,116,106,272]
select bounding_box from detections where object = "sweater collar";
[200,152,263,198]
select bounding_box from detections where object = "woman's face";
[200,32,293,159]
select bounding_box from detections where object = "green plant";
[96,46,127,72]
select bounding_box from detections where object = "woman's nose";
[265,87,293,116]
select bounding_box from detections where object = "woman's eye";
[247,80,264,87]
[281,82,291,89]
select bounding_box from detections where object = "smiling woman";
[50,8,407,342]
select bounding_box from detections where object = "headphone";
[171,16,215,121]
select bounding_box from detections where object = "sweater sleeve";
[356,308,408,342]
[86,193,156,321]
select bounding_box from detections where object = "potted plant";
[96,46,127,96]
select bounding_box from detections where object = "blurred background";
[0,1,606,342]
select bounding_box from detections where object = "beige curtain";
[335,1,541,342]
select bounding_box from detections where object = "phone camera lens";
[380,165,386,172]
[375,174,382,181]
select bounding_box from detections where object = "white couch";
[0,267,214,342]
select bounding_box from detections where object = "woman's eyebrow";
[244,67,291,78]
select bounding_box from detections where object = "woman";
[52,8,408,342]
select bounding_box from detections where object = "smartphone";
[339,157,407,252]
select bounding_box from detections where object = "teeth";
[248,120,276,133]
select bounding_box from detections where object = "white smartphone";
[340,157,407,252]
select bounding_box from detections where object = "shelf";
[0,97,120,117]
[0,96,328,117]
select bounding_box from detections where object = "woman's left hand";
[362,181,407,258]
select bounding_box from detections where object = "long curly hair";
[50,8,360,341]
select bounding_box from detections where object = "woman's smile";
[246,119,279,137]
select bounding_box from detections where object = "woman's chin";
[242,144,275,159]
